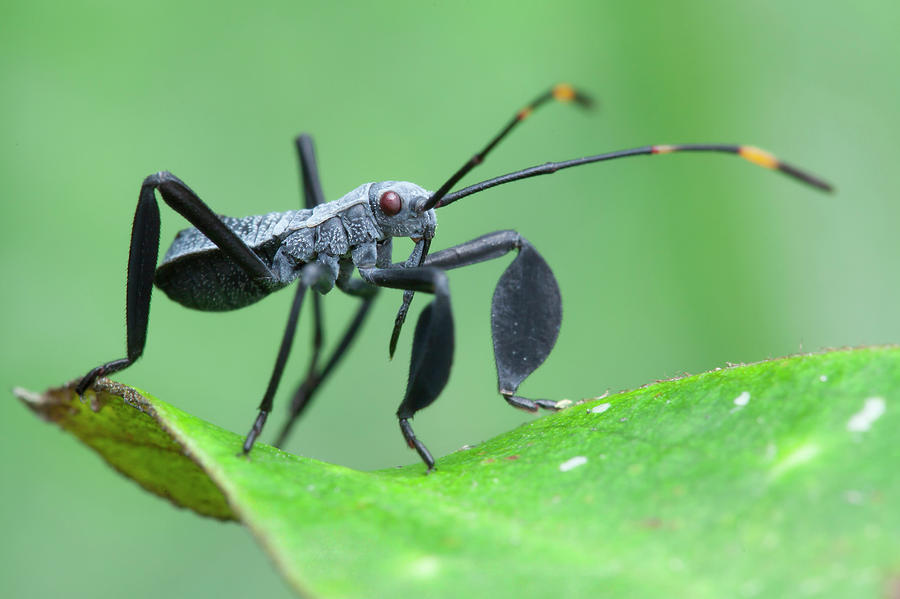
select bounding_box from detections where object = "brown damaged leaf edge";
[14,379,235,521]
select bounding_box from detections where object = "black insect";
[76,84,832,470]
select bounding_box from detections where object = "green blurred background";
[2,1,896,597]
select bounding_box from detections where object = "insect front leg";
[424,230,563,412]
[359,266,454,472]
[76,172,277,396]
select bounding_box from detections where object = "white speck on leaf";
[559,456,587,472]
[819,375,828,382]
[847,397,886,433]
[733,391,751,407]
[590,403,611,414]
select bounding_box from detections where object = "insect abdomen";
[153,200,382,311]
[155,210,307,311]
[155,248,289,311]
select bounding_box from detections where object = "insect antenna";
[435,143,833,208]
[390,85,592,356]
[420,83,593,213]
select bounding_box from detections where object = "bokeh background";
[2,1,897,597]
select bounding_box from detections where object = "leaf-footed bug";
[76,84,832,471]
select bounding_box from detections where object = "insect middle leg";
[273,134,330,442]
[274,269,378,448]
[242,260,341,454]
[269,135,380,447]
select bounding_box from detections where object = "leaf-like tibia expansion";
[490,242,562,394]
[399,296,455,417]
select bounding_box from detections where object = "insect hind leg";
[76,172,277,396]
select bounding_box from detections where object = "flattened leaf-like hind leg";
[424,230,563,412]
[490,241,562,412]
[364,232,561,472]
[76,172,277,396]
[360,266,454,471]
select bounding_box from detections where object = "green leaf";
[16,347,900,598]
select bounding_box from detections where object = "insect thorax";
[155,181,436,311]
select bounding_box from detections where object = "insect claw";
[74,378,91,399]
[399,417,436,472]
[503,395,561,412]
[242,410,269,455]
[534,399,562,411]
[504,394,539,412]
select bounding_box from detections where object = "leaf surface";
[16,347,900,598]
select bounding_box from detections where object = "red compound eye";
[379,190,402,216]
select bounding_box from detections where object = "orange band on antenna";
[552,83,576,102]
[739,146,778,169]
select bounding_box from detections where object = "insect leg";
[359,266,454,471]
[76,172,277,396]
[242,261,335,454]
[274,276,378,448]
[295,134,326,209]
[274,134,373,447]
[289,134,327,425]
[424,230,562,412]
